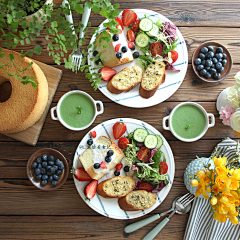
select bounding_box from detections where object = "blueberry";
[130,45,135,51]
[213,73,221,80]
[200,47,208,54]
[107,150,114,156]
[48,161,54,166]
[112,34,119,41]
[56,169,63,176]
[205,60,212,67]
[133,51,139,59]
[114,170,120,176]
[36,157,42,164]
[199,69,207,76]
[51,180,58,186]
[124,166,129,172]
[50,167,55,174]
[42,161,48,168]
[210,68,217,75]
[211,63,215,68]
[215,62,222,69]
[121,46,128,53]
[47,155,55,162]
[205,66,210,71]
[47,171,52,176]
[116,52,122,59]
[105,156,111,163]
[94,163,100,169]
[218,58,222,62]
[55,159,61,166]
[208,46,214,52]
[222,53,227,59]
[87,139,93,145]
[206,51,214,59]
[204,72,211,79]
[197,65,204,71]
[46,165,51,171]
[95,58,102,65]
[216,47,223,53]
[222,59,227,66]
[41,168,46,174]
[42,174,48,180]
[59,163,65,170]
[194,58,201,65]
[37,163,42,169]
[215,53,223,60]
[201,60,206,66]
[31,162,38,169]
[212,58,218,64]
[217,67,224,73]
[93,50,99,57]
[53,165,58,171]
[35,174,42,180]
[42,154,48,161]
[41,180,48,186]
[53,175,59,181]
[48,175,53,182]
[198,53,205,60]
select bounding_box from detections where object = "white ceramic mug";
[162,102,215,142]
[51,90,104,131]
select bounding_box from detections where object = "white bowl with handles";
[51,90,104,131]
[162,102,215,142]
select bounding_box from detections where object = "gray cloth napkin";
[183,138,240,240]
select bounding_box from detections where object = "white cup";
[162,102,215,142]
[51,90,104,131]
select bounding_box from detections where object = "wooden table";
[1,0,240,239]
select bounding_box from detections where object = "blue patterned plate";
[87,9,188,108]
[73,118,175,219]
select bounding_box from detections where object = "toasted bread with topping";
[139,61,165,99]
[107,66,143,94]
[118,190,157,211]
[97,176,135,198]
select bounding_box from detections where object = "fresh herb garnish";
[185,125,190,129]
[76,106,82,114]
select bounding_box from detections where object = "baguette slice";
[78,136,124,180]
[118,190,157,211]
[139,61,165,99]
[97,176,135,198]
[107,66,143,94]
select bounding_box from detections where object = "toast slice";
[118,190,157,211]
[97,176,135,198]
[78,136,124,180]
[107,66,143,94]
[139,61,165,99]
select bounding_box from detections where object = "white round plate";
[73,118,175,219]
[88,9,188,108]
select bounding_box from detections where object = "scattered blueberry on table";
[31,154,65,187]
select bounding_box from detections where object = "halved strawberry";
[84,180,98,200]
[115,17,123,30]
[71,167,92,181]
[113,122,127,139]
[122,9,137,27]
[115,43,121,52]
[100,162,107,169]
[116,163,123,172]
[100,67,117,81]
[90,131,96,138]
[128,42,135,49]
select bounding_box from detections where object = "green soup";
[171,105,206,139]
[60,93,95,128]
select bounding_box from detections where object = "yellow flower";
[191,179,199,187]
[210,196,217,205]
[213,156,227,168]
[229,216,239,225]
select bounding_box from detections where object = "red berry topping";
[100,162,107,169]
[128,42,135,49]
[90,131,96,138]
[115,44,121,52]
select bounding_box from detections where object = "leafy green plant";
[0,0,120,89]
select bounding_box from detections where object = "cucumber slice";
[139,18,153,32]
[155,135,163,149]
[144,135,158,149]
[135,33,149,48]
[147,24,159,37]
[133,128,148,142]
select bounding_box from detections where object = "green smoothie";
[171,105,206,139]
[60,93,95,128]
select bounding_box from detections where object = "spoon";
[124,197,191,233]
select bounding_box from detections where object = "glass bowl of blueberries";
[192,41,232,82]
[27,148,69,191]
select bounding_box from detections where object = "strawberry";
[116,163,123,172]
[71,167,92,181]
[90,131,96,138]
[84,180,98,200]
[113,122,127,139]
[122,9,137,27]
[100,67,117,81]
[115,43,121,52]
[128,42,134,49]
[100,162,107,169]
[115,17,123,30]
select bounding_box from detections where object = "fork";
[62,0,91,71]
[142,193,195,240]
